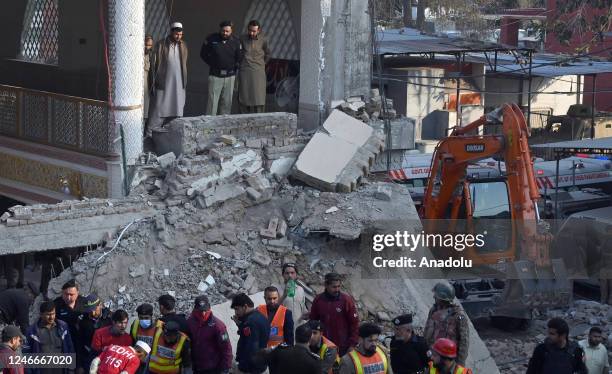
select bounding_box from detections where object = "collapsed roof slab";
[0,198,157,255]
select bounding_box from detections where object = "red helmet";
[432,338,457,358]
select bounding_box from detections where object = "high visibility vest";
[319,336,341,374]
[148,327,188,374]
[427,361,472,374]
[256,305,287,348]
[348,346,389,374]
[130,319,162,347]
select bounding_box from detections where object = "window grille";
[146,0,170,43]
[19,0,59,65]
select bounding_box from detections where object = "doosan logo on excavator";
[465,144,485,153]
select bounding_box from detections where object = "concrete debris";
[374,185,392,201]
[205,251,222,259]
[197,281,209,292]
[203,184,246,208]
[276,219,288,238]
[157,152,176,169]
[129,264,146,278]
[0,212,9,222]
[292,110,385,192]
[325,206,339,214]
[219,135,237,145]
[333,90,397,123]
[246,187,262,201]
[260,218,279,239]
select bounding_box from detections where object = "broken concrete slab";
[292,110,384,192]
[245,187,262,201]
[202,184,246,207]
[260,218,279,239]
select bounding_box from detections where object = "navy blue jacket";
[236,310,270,373]
[24,319,74,374]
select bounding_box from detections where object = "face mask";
[140,319,152,329]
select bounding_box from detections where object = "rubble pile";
[333,89,397,123]
[8,111,499,372]
[482,300,612,373]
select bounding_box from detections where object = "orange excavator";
[421,103,571,324]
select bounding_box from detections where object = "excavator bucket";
[490,259,572,319]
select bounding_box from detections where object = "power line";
[373,75,612,95]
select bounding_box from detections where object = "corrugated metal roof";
[532,137,612,154]
[376,28,516,55]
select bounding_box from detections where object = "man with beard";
[256,286,294,348]
[238,20,269,113]
[309,273,359,356]
[91,310,133,354]
[76,294,111,374]
[201,20,242,115]
[526,317,587,374]
[148,321,191,374]
[427,338,472,374]
[307,320,340,374]
[389,314,428,374]
[0,325,26,374]
[148,22,188,137]
[339,323,391,374]
[579,326,609,374]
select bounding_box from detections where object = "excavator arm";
[420,104,571,320]
[422,104,549,266]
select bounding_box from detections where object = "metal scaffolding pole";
[526,50,533,128]
[591,74,597,139]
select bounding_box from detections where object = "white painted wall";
[485,75,581,117]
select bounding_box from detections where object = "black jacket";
[256,344,322,374]
[526,340,587,374]
[53,295,86,348]
[200,33,243,76]
[76,308,112,370]
[0,289,32,332]
[159,312,190,336]
[236,310,270,373]
[390,335,429,374]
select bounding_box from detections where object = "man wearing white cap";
[89,341,150,374]
[147,22,188,140]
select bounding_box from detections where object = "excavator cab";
[421,104,572,322]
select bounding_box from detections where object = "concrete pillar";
[108,0,144,166]
[298,0,328,131]
[500,16,519,47]
[298,0,371,131]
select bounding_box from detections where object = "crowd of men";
[0,264,609,374]
[144,19,270,146]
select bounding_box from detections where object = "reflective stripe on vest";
[149,327,187,374]
[348,346,388,374]
[319,336,341,373]
[256,305,287,348]
[130,319,160,347]
[428,361,467,374]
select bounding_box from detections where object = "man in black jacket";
[200,20,242,115]
[526,317,588,374]
[390,314,429,374]
[0,285,35,333]
[255,323,322,374]
[157,294,189,335]
[76,294,111,374]
[231,293,270,374]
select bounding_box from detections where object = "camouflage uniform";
[424,303,469,365]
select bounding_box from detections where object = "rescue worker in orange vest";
[257,286,294,348]
[427,338,472,374]
[339,323,392,374]
[308,320,341,374]
[148,321,192,374]
[129,303,161,348]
